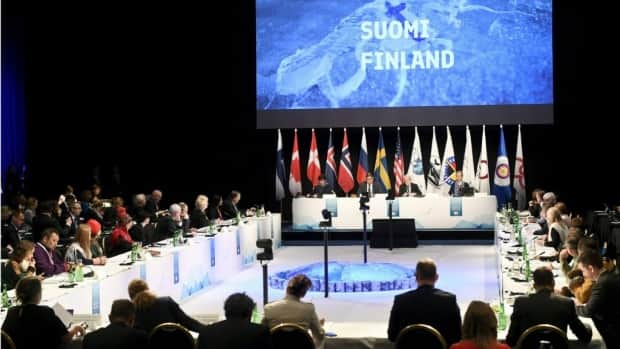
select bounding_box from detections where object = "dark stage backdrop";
[5,0,617,217]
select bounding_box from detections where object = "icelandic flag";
[275,129,287,201]
[337,128,355,194]
[373,127,392,192]
[325,128,337,189]
[406,126,426,193]
[289,129,302,196]
[474,125,490,194]
[462,125,476,186]
[440,126,457,191]
[307,128,321,187]
[356,127,369,184]
[513,125,526,210]
[493,125,512,208]
[393,127,405,195]
[426,126,442,193]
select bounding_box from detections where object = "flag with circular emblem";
[493,125,511,208]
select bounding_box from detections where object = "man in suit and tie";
[506,266,592,346]
[449,170,471,197]
[399,175,423,197]
[387,259,462,346]
[198,293,272,349]
[357,173,382,197]
[82,299,148,349]
[221,190,242,219]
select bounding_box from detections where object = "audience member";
[82,299,148,349]
[576,250,620,348]
[387,258,462,346]
[450,301,509,349]
[128,279,206,334]
[1,210,24,254]
[154,204,184,241]
[198,293,271,349]
[65,224,107,265]
[190,195,209,229]
[506,266,591,346]
[1,240,40,290]
[110,213,134,256]
[34,228,67,276]
[1,277,84,348]
[262,274,325,348]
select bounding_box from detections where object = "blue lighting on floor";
[269,262,416,293]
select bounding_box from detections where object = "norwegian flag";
[337,128,355,194]
[307,128,321,186]
[325,129,337,188]
[289,129,302,196]
[393,127,405,195]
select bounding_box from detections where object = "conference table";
[292,194,497,230]
[0,219,264,330]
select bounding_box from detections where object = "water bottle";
[75,261,84,282]
[131,243,138,262]
[2,284,11,308]
[498,302,507,331]
[251,305,261,324]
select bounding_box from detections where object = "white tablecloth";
[293,194,497,230]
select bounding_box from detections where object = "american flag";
[393,127,404,195]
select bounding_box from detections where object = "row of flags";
[275,126,527,209]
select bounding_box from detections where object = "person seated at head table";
[449,171,471,197]
[311,174,335,198]
[399,174,424,197]
[357,173,382,197]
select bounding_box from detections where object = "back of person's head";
[533,267,555,289]
[542,192,556,204]
[87,219,102,237]
[570,215,584,228]
[224,293,255,320]
[546,207,562,225]
[462,301,497,349]
[554,202,568,214]
[578,250,603,269]
[567,226,584,240]
[577,237,598,255]
[132,290,157,311]
[109,299,137,325]
[415,258,438,284]
[128,279,149,300]
[286,274,313,298]
[15,276,42,304]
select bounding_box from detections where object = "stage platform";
[281,222,494,245]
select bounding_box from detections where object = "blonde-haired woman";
[450,301,509,349]
[65,224,106,265]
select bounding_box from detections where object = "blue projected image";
[256,0,552,110]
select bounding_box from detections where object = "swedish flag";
[373,128,392,192]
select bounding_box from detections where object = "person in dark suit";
[312,174,335,197]
[198,293,271,349]
[357,173,382,197]
[449,171,471,197]
[221,190,242,219]
[387,259,462,346]
[399,175,423,197]
[207,194,224,221]
[145,189,163,221]
[2,211,24,254]
[82,299,148,349]
[153,204,184,242]
[128,279,206,334]
[576,250,620,349]
[506,266,592,346]
[32,200,69,243]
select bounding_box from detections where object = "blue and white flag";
[406,126,426,193]
[275,129,287,201]
[493,125,511,208]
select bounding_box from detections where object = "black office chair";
[516,324,568,349]
[270,323,315,349]
[1,330,16,349]
[148,322,195,349]
[395,324,447,349]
